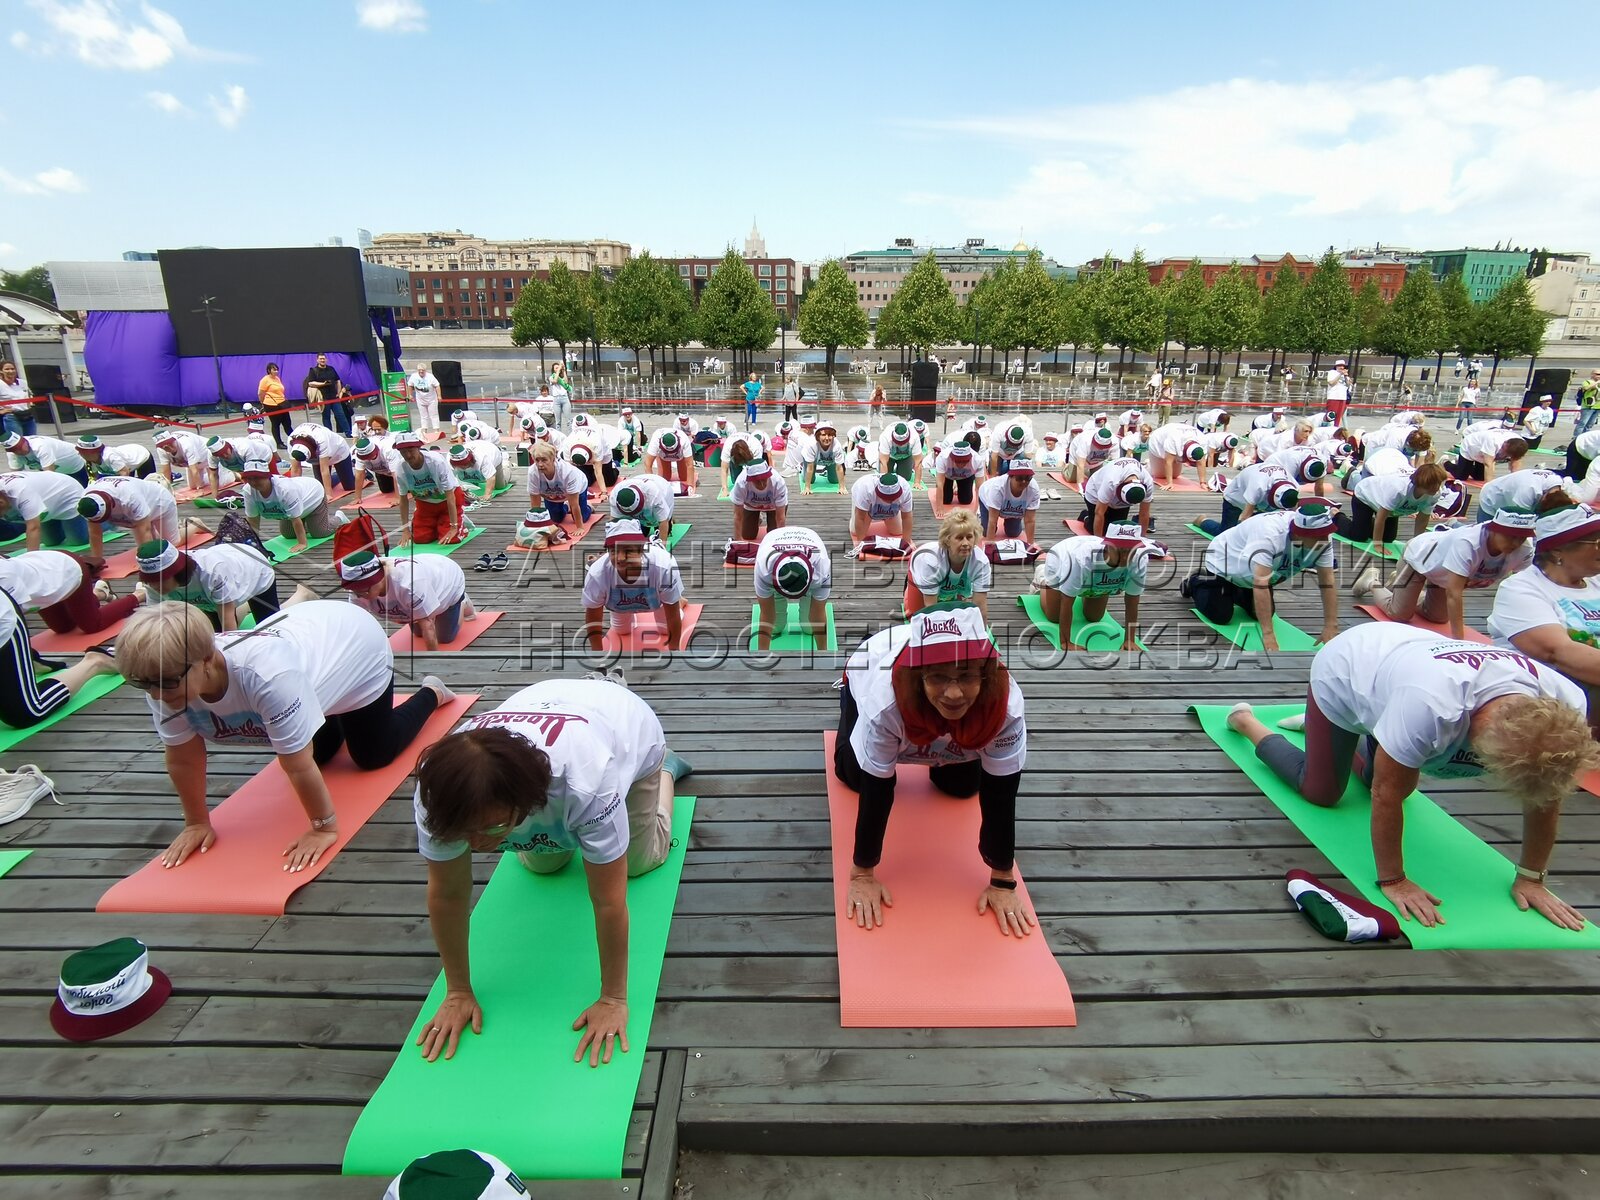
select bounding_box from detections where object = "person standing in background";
[1325,360,1351,426]
[0,361,37,439]
[406,362,443,439]
[743,372,764,429]
[304,354,351,438]
[781,376,800,423]
[258,363,292,449]
[1574,369,1600,439]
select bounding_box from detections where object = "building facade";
[1420,248,1532,303]
[843,241,1071,320]
[666,253,803,321]
[1567,271,1600,341]
[362,231,631,330]
[1145,254,1409,301]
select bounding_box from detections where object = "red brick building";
[1146,254,1408,301]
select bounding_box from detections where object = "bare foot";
[285,584,318,606]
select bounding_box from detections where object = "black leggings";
[310,674,439,770]
[1188,572,1265,625]
[1567,444,1591,481]
[200,582,283,633]
[0,610,70,729]
[1334,497,1397,544]
[943,475,975,505]
[268,410,293,449]
[832,684,1017,871]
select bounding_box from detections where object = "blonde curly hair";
[1474,694,1600,810]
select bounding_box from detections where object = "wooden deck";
[4,448,1600,1198]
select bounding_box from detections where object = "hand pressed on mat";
[979,875,1037,937]
[846,868,892,929]
[160,822,215,868]
[1380,878,1445,927]
[573,995,629,1067]
[1513,876,1587,932]
[284,826,338,873]
[417,990,483,1062]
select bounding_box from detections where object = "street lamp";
[193,295,227,415]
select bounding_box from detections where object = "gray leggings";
[1254,690,1374,807]
[277,500,338,540]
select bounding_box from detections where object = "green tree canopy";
[540,260,587,361]
[1197,263,1260,368]
[1004,250,1061,367]
[699,249,778,373]
[1352,279,1387,355]
[1300,250,1356,364]
[509,274,555,362]
[1097,248,1163,362]
[602,253,666,371]
[1255,263,1306,362]
[0,266,52,306]
[796,259,869,378]
[1437,270,1477,358]
[1373,269,1447,380]
[977,258,1020,363]
[1474,274,1546,383]
[892,252,962,354]
[1163,263,1209,362]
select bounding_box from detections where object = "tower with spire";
[743,219,767,259]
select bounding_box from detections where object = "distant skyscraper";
[328,236,344,247]
[357,228,373,250]
[744,219,767,259]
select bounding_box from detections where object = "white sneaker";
[1351,566,1381,597]
[92,580,113,603]
[421,674,458,704]
[132,583,150,605]
[0,764,61,826]
[1277,713,1307,732]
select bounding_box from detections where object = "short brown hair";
[415,726,553,841]
[1412,463,1449,493]
[1406,429,1433,453]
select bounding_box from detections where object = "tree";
[602,253,661,374]
[0,266,52,305]
[1438,270,1477,377]
[1002,250,1061,370]
[796,259,869,379]
[1474,274,1546,385]
[1067,270,1109,376]
[1351,279,1387,376]
[698,249,777,376]
[1299,250,1355,373]
[657,268,697,374]
[535,260,587,369]
[1096,248,1163,372]
[508,274,554,367]
[1197,264,1259,375]
[579,271,608,377]
[1163,263,1208,369]
[978,258,1020,372]
[1373,269,1446,382]
[1255,264,1306,377]
[892,252,962,356]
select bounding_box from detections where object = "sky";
[3,0,1598,274]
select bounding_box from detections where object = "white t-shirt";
[452,442,505,488]
[1266,446,1322,482]
[1460,428,1518,464]
[288,424,352,464]
[1039,536,1149,597]
[455,417,501,446]
[244,475,326,521]
[395,451,459,501]
[1489,567,1600,649]
[96,444,153,476]
[351,556,466,622]
[753,526,833,600]
[1148,423,1202,460]
[877,427,924,460]
[729,471,790,511]
[1250,427,1292,460]
[0,470,86,521]
[16,435,86,475]
[406,370,439,401]
[86,475,174,525]
[844,623,1027,778]
[359,441,403,480]
[163,544,277,611]
[802,438,848,470]
[1360,423,1413,454]
[1223,463,1293,511]
[647,429,692,461]
[155,431,212,469]
[851,474,912,520]
[977,475,1040,518]
[610,473,674,525]
[211,434,278,469]
[935,449,982,480]
[1204,511,1332,586]
[1326,371,1350,401]
[580,545,684,612]
[414,680,664,865]
[907,542,992,602]
[1402,524,1531,589]
[1476,469,1564,520]
[0,549,82,609]
[1312,624,1585,777]
[1522,405,1554,437]
[1083,458,1153,508]
[1069,430,1116,469]
[527,458,589,502]
[1195,408,1227,431]
[148,601,392,755]
[1354,471,1438,517]
[1459,386,1482,407]
[781,432,814,474]
[1574,430,1600,460]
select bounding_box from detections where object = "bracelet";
[989,876,1018,891]
[1515,864,1549,884]
[1375,874,1406,888]
[311,814,338,831]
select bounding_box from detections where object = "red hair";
[891,656,1011,751]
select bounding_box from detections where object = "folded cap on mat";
[1286,869,1400,943]
[384,1149,527,1200]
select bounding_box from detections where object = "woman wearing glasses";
[115,600,454,874]
[1490,505,1600,708]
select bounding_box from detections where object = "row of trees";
[511,249,784,377]
[789,247,1550,386]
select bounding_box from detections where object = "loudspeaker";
[432,360,467,401]
[909,361,940,396]
[23,364,75,423]
[1523,367,1572,416]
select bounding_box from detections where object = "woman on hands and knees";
[833,604,1032,936]
[1227,622,1599,930]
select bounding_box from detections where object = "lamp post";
[193,296,227,416]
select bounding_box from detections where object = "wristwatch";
[311,814,338,831]
[1515,864,1548,884]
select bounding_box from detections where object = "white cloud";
[905,67,1600,251]
[0,243,18,259]
[0,166,87,195]
[146,89,187,115]
[10,31,32,50]
[207,84,247,129]
[21,0,245,70]
[356,0,427,33]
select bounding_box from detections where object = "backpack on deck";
[333,507,390,565]
[212,511,274,563]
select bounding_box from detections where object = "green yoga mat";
[1332,533,1402,562]
[0,673,123,754]
[343,797,696,1179]
[191,496,240,510]
[806,475,842,495]
[662,523,689,551]
[1192,605,1319,652]
[1192,704,1600,951]
[53,529,127,553]
[401,526,488,556]
[1184,522,1217,540]
[1016,593,1144,653]
[261,532,333,561]
[0,849,32,878]
[749,601,836,651]
[0,532,24,548]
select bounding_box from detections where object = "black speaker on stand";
[1522,367,1572,417]
[23,364,75,425]
[432,359,466,422]
[909,359,940,424]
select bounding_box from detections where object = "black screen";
[160,247,370,356]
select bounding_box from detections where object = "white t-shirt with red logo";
[851,474,912,520]
[413,679,665,865]
[754,525,833,600]
[350,556,466,622]
[580,545,684,613]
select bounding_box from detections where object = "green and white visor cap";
[50,936,173,1042]
[384,1149,529,1200]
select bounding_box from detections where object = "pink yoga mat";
[508,510,603,552]
[927,489,978,520]
[96,693,477,916]
[600,603,703,652]
[387,610,504,653]
[1354,603,1492,644]
[1061,518,1172,558]
[33,617,127,653]
[344,491,401,510]
[822,732,1076,1028]
[97,530,215,581]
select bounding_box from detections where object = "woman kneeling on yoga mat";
[117,600,453,873]
[411,678,684,1066]
[1226,623,1599,930]
[582,520,688,650]
[906,510,991,619]
[833,604,1032,936]
[1034,524,1149,650]
[1183,502,1340,651]
[753,525,831,651]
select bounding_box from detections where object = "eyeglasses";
[126,660,193,693]
[924,670,984,690]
